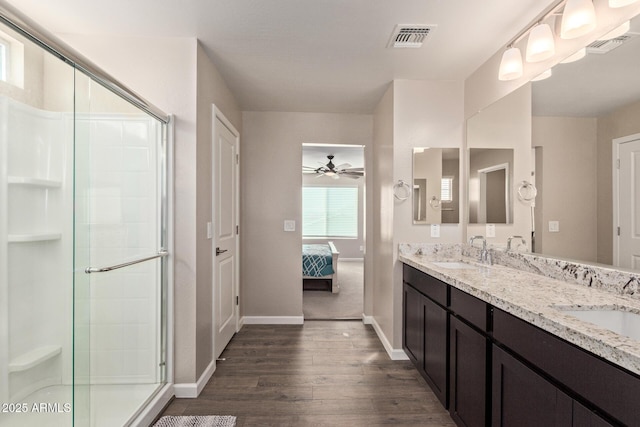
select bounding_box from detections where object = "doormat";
[154,415,236,427]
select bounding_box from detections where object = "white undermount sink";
[431,261,477,270]
[556,306,640,342]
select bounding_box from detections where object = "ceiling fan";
[303,155,364,179]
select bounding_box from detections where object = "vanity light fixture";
[560,47,587,63]
[526,23,556,62]
[531,68,553,81]
[561,0,597,39]
[598,20,630,39]
[609,0,639,7]
[498,46,524,81]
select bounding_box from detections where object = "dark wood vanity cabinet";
[402,266,448,407]
[402,263,629,427]
[450,316,488,427]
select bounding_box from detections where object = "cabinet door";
[424,296,448,407]
[492,345,572,427]
[403,284,424,371]
[450,316,488,427]
[573,401,614,427]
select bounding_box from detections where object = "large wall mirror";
[468,149,514,224]
[532,13,640,269]
[412,148,460,224]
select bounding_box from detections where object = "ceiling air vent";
[388,25,436,48]
[587,33,638,54]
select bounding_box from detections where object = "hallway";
[159,321,455,426]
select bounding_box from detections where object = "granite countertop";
[399,251,640,376]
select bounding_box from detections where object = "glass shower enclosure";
[0,6,170,427]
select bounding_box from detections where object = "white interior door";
[616,135,640,269]
[213,112,239,359]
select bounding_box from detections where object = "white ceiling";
[6,0,551,114]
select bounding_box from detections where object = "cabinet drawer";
[403,264,448,306]
[450,287,488,332]
[493,308,640,426]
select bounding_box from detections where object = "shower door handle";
[85,250,168,273]
[216,248,228,256]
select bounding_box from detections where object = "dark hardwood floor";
[158,321,456,426]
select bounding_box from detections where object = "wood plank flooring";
[158,321,456,426]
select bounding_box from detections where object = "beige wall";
[466,85,532,248]
[369,80,464,350]
[195,42,242,379]
[240,111,373,318]
[532,116,598,261]
[372,84,394,343]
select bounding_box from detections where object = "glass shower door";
[74,71,167,427]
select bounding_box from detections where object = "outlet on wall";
[486,224,496,238]
[431,224,440,238]
[549,221,560,233]
[284,220,296,232]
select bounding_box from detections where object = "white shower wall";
[76,114,162,385]
[1,96,72,403]
[1,96,162,409]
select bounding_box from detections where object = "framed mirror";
[468,148,514,224]
[530,14,640,268]
[412,148,460,224]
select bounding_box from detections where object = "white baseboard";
[242,316,304,325]
[339,258,364,262]
[173,359,216,398]
[367,316,409,361]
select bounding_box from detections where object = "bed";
[302,241,339,293]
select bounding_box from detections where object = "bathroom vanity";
[400,245,640,427]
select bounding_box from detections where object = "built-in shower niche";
[1,95,72,403]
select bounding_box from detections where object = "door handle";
[216,247,228,256]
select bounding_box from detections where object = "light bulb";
[560,47,586,63]
[561,0,597,39]
[526,23,556,62]
[609,0,639,7]
[598,20,630,40]
[498,47,523,81]
[531,69,552,82]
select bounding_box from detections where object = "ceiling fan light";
[531,68,552,82]
[560,47,586,63]
[498,47,523,81]
[608,0,639,7]
[561,0,597,39]
[526,23,556,62]
[598,20,630,40]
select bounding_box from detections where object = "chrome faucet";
[506,236,527,252]
[469,235,491,264]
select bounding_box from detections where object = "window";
[303,186,358,238]
[0,41,7,82]
[441,177,454,203]
[0,31,24,88]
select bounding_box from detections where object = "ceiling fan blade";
[302,165,318,170]
[344,167,364,171]
[335,163,351,170]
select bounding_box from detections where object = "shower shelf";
[8,233,62,242]
[8,176,62,188]
[9,345,61,372]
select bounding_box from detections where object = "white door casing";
[213,107,239,359]
[614,133,640,269]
